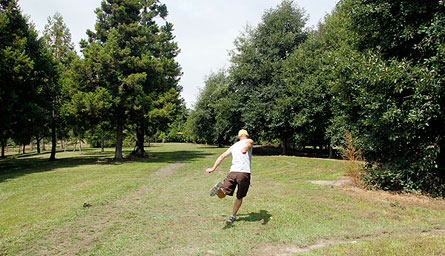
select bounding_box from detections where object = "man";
[206,129,254,223]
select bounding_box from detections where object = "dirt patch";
[253,228,445,255]
[252,239,357,256]
[309,179,352,187]
[151,161,184,179]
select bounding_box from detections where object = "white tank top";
[229,140,252,173]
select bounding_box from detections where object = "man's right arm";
[241,139,254,154]
[206,148,231,173]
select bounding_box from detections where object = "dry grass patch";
[342,185,445,210]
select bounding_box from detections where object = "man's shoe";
[227,215,236,223]
[210,182,223,196]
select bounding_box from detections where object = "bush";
[341,131,365,187]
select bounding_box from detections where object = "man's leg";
[227,197,243,223]
[231,198,243,216]
[228,173,250,223]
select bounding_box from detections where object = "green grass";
[0,143,444,255]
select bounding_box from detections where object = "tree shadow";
[253,146,342,159]
[0,147,212,183]
[223,210,272,229]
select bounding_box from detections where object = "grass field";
[1,143,444,255]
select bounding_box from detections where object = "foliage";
[329,0,445,196]
[190,0,445,196]
[43,11,77,160]
[189,1,309,150]
[186,70,241,146]
[66,0,181,160]
[0,0,54,156]
[164,104,188,142]
[186,71,223,144]
[341,130,365,186]
[229,0,308,152]
[348,0,445,67]
[281,29,334,151]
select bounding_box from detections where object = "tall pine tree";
[79,0,181,160]
[0,0,53,156]
[43,12,76,160]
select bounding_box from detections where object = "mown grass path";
[1,143,444,255]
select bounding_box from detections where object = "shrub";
[341,131,365,187]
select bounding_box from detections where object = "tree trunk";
[79,138,82,154]
[280,137,288,155]
[22,144,26,154]
[114,122,124,161]
[49,103,57,161]
[328,143,333,159]
[36,136,41,154]
[101,130,105,153]
[131,122,146,157]
[1,139,5,158]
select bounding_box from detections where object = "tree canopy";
[0,0,54,156]
[68,0,182,160]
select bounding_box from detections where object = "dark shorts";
[222,172,251,199]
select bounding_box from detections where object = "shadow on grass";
[223,210,272,229]
[0,147,212,183]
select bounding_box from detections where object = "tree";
[187,70,242,146]
[165,103,188,142]
[43,12,76,160]
[281,30,334,153]
[0,0,33,156]
[0,0,53,156]
[147,87,182,144]
[229,0,308,152]
[186,73,219,145]
[311,0,445,196]
[77,0,181,160]
[333,0,445,196]
[348,0,444,66]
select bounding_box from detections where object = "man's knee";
[217,189,226,198]
[236,194,245,200]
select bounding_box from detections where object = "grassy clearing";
[1,143,444,255]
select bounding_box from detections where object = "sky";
[18,0,339,109]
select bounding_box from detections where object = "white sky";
[18,0,338,109]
